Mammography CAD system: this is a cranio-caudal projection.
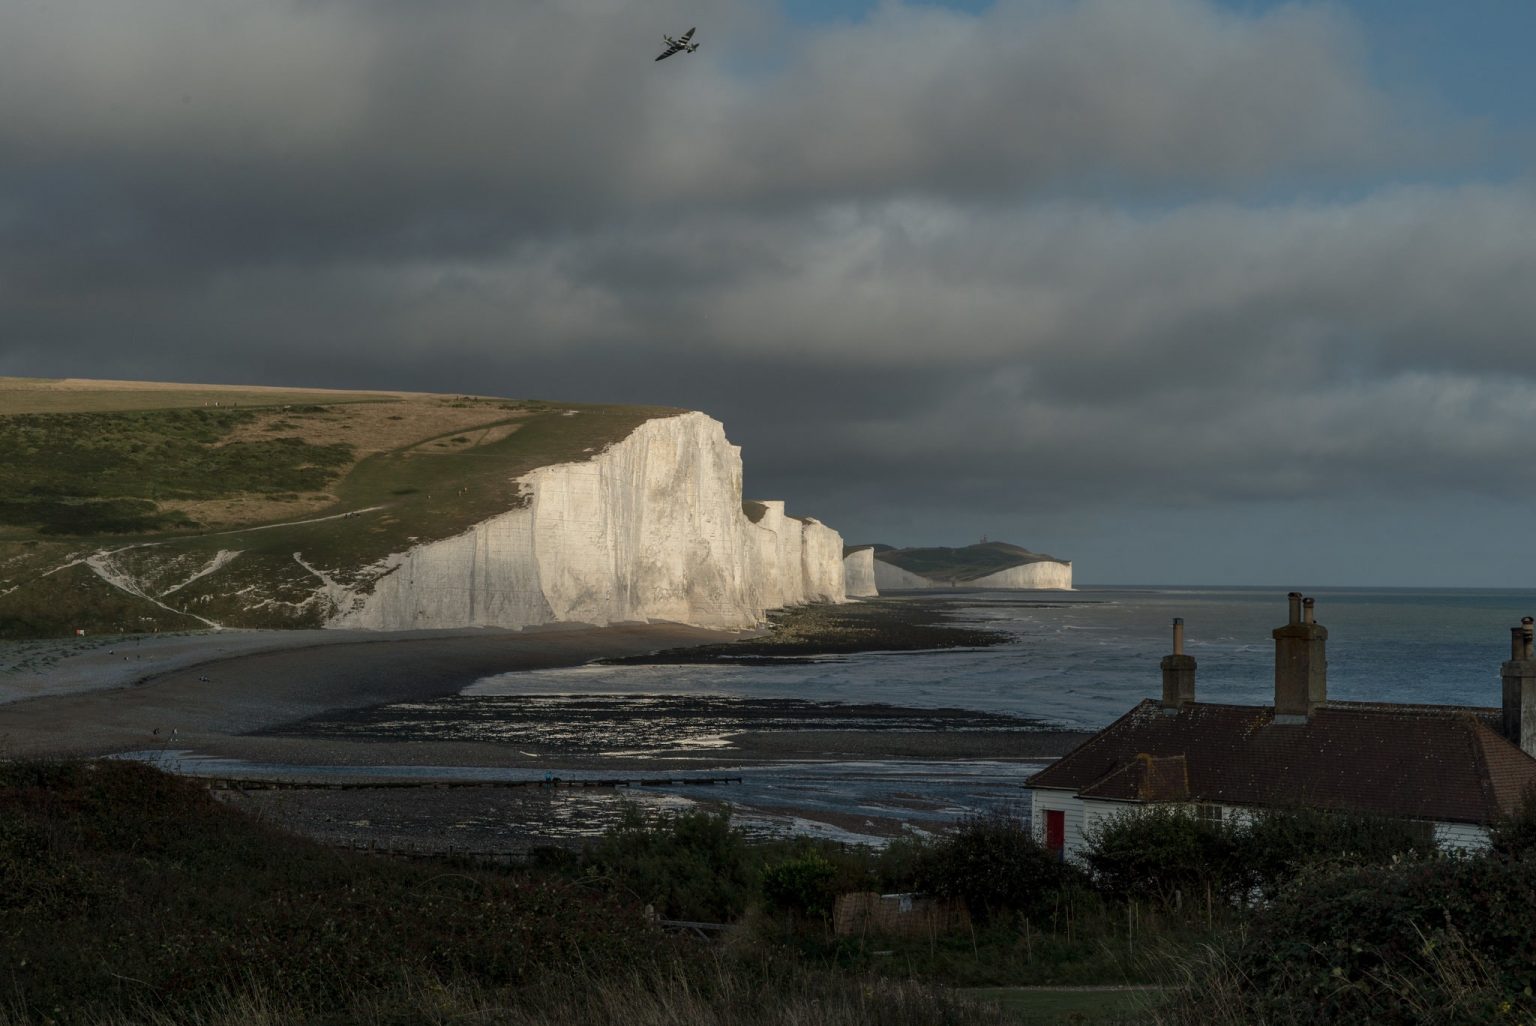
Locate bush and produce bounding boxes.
[915,814,1085,922]
[1083,806,1241,907]
[1490,783,1536,859]
[762,853,839,920]
[1239,807,1435,900]
[583,806,755,922]
[1165,853,1536,1026]
[1083,806,1435,909]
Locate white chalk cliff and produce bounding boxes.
[871,551,1073,591]
[874,559,940,591]
[842,547,879,597]
[968,562,1074,589]
[329,412,847,631]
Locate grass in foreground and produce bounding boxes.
[965,987,1163,1025]
[0,761,1008,1026]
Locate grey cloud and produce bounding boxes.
[1,0,1527,583]
[11,179,1536,518]
[656,0,1423,203]
[2,0,1421,233]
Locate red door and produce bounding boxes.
[1044,810,1065,854]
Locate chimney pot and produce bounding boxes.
[1303,597,1316,625]
[1274,593,1327,720]
[1502,617,1536,756]
[1160,617,1196,711]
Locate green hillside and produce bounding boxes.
[0,377,681,637]
[874,541,1065,584]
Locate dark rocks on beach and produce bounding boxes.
[603,597,1010,665]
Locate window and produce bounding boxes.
[1195,804,1223,824]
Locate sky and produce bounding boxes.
[3,0,1535,588]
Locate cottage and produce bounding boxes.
[1027,594,1536,860]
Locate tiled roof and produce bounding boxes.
[1027,699,1536,825]
[1078,753,1189,802]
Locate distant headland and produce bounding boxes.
[843,541,1072,592]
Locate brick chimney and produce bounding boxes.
[1273,593,1326,721]
[1501,616,1536,756]
[1160,617,1196,713]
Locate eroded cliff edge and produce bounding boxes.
[330,412,847,630]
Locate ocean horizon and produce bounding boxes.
[467,585,1536,731]
[131,585,1536,846]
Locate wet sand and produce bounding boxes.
[0,600,1091,849]
[0,622,748,759]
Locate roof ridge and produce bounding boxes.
[1468,718,1536,820]
[1465,717,1499,821]
[1324,700,1502,715]
[1025,698,1160,787]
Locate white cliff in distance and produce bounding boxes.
[330,412,847,631]
[867,541,1073,591]
[967,562,1074,589]
[873,559,941,592]
[842,546,879,598]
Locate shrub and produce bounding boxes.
[1490,783,1536,860]
[1238,807,1435,901]
[582,806,755,922]
[762,852,839,920]
[1165,853,1536,1026]
[1084,805,1435,910]
[1083,806,1242,908]
[915,814,1085,922]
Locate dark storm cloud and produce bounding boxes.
[2,0,1530,581]
[0,0,1414,258]
[653,0,1425,203]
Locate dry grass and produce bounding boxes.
[1,378,535,532]
[158,398,531,528]
[0,959,1011,1026]
[154,492,341,529]
[0,376,408,414]
[211,398,526,459]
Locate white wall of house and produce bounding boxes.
[1433,821,1491,852]
[1031,787,1491,860]
[1081,797,1137,848]
[1030,787,1087,859]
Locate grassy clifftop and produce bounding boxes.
[0,377,682,636]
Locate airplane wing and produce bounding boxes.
[655,43,682,60]
[680,27,695,41]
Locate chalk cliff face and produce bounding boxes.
[969,562,1074,589]
[871,553,1073,591]
[874,560,941,591]
[843,547,879,597]
[330,412,846,631]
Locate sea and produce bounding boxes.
[468,585,1536,729]
[140,586,1536,845]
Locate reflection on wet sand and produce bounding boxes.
[126,749,1050,849]
[255,693,1052,757]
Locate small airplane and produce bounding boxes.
[655,27,698,61]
